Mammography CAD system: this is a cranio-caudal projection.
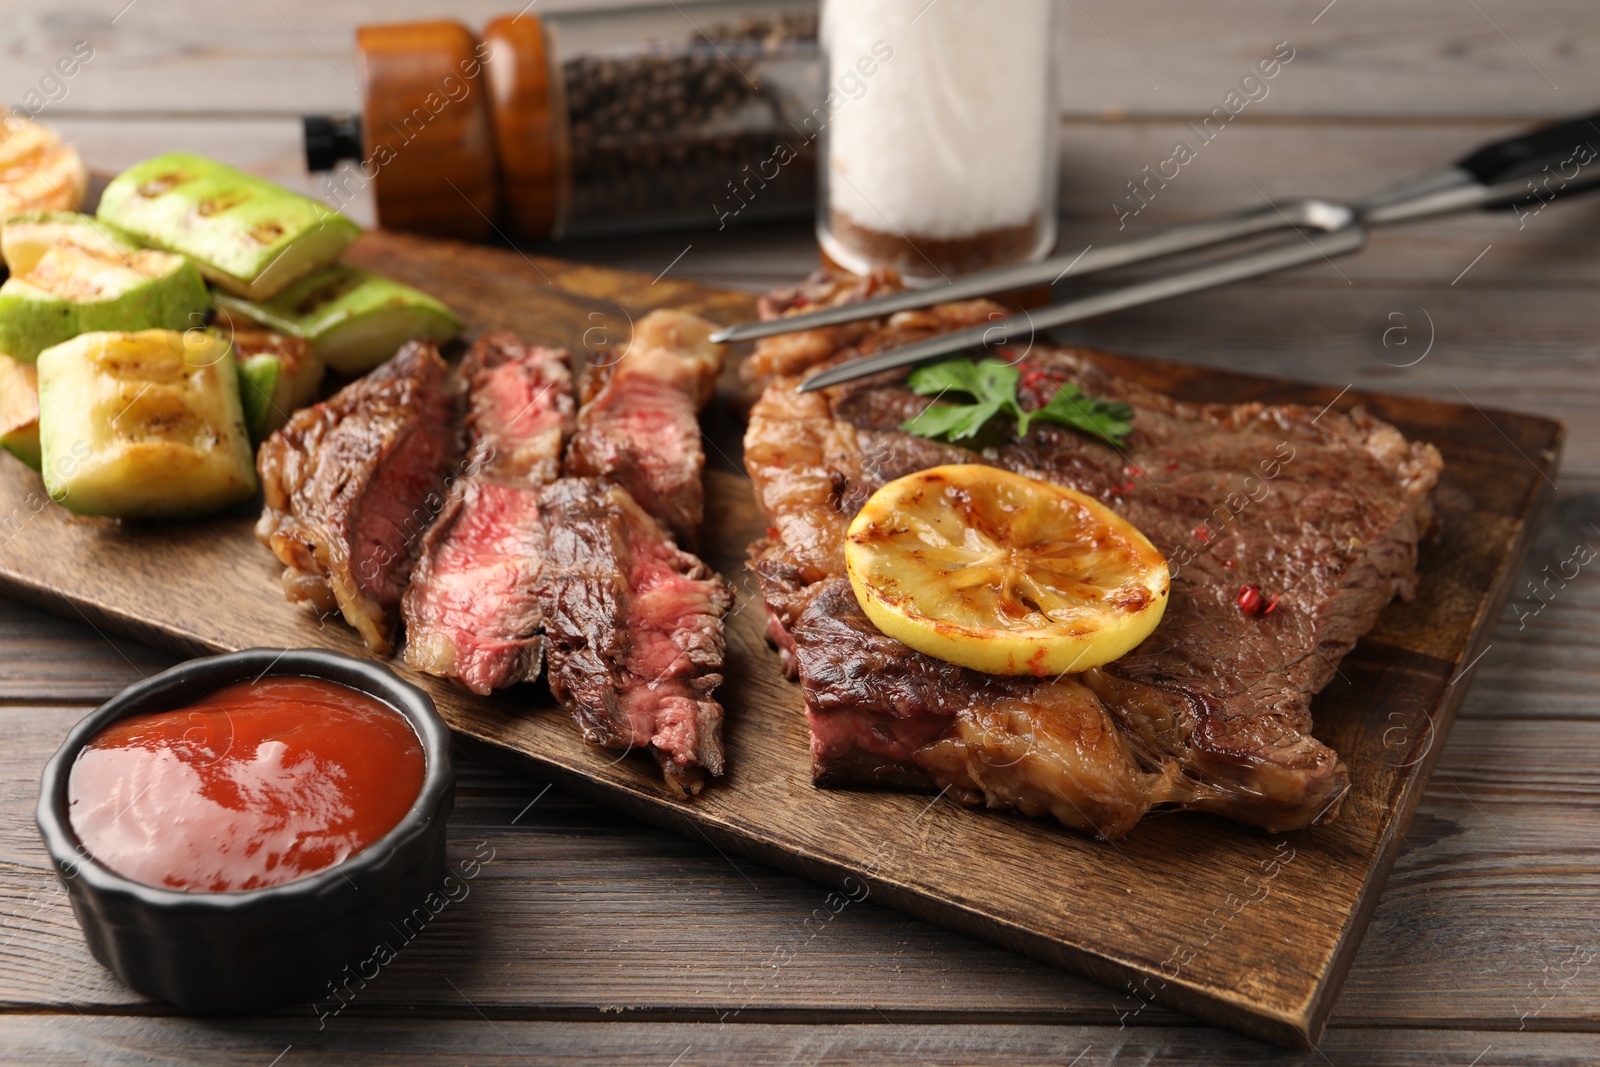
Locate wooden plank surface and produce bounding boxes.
[5,1016,1600,1067]
[0,227,1560,1047]
[4,703,1598,1033]
[3,0,1596,118]
[3,0,1598,1062]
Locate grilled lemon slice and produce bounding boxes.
[845,464,1170,676]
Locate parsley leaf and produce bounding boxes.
[900,358,1134,448]
[1017,381,1135,446]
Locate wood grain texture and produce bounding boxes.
[3,1016,1598,1067]
[5,4,1598,1057]
[5,0,1597,118]
[0,230,1560,1047]
[4,702,1597,1034]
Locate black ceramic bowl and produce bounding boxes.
[35,648,454,1013]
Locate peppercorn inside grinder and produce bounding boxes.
[309,4,820,241]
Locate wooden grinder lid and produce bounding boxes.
[355,20,502,239]
[481,15,559,239]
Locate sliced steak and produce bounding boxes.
[745,317,1442,836]
[402,333,576,692]
[564,309,724,546]
[402,480,547,695]
[536,477,732,795]
[257,341,461,655]
[462,331,575,486]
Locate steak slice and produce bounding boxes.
[746,324,1442,836]
[402,480,547,695]
[564,309,725,546]
[462,331,576,486]
[257,341,460,655]
[536,477,732,795]
[401,333,575,692]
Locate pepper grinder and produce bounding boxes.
[306,4,820,242]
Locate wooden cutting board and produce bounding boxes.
[0,230,1560,1049]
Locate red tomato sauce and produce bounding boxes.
[68,676,425,893]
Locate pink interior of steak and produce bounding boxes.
[466,334,575,486]
[618,511,732,773]
[403,481,546,695]
[536,477,732,794]
[566,349,707,545]
[400,333,577,693]
[350,418,457,610]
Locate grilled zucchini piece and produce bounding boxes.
[0,353,40,469]
[96,153,361,301]
[0,117,87,219]
[218,322,324,440]
[0,239,211,362]
[214,264,461,374]
[2,211,138,274]
[37,329,257,518]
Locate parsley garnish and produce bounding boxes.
[900,358,1134,448]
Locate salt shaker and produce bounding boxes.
[816,0,1060,283]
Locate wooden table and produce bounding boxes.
[4,2,1598,1063]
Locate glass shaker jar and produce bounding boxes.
[815,0,1060,284]
[536,1,820,238]
[314,4,822,241]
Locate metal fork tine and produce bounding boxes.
[709,201,1354,345]
[797,226,1367,392]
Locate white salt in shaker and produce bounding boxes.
[815,0,1059,284]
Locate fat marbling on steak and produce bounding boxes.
[536,477,732,795]
[565,309,726,546]
[744,278,1443,837]
[401,333,576,694]
[256,340,461,655]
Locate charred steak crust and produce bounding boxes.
[536,477,733,795]
[744,310,1442,836]
[256,340,462,655]
[401,333,576,693]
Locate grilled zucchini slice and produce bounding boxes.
[214,264,461,374]
[96,153,361,301]
[0,117,87,219]
[0,238,211,362]
[37,329,257,518]
[216,321,324,440]
[1,211,138,274]
[0,353,40,469]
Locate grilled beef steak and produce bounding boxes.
[565,309,725,546]
[536,477,732,795]
[257,340,460,655]
[745,293,1442,837]
[401,334,575,693]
